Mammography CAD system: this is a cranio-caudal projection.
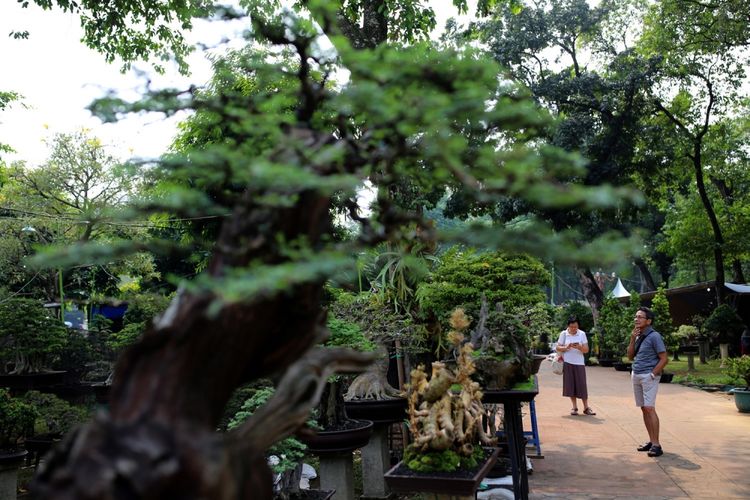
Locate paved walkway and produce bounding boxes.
[527,362,750,499]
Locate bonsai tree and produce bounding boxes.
[404,309,495,472]
[227,387,310,500]
[20,391,90,437]
[0,388,37,452]
[725,355,750,389]
[0,298,68,374]
[467,295,533,390]
[675,325,700,347]
[704,304,744,345]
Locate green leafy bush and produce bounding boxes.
[0,298,68,374]
[107,293,171,351]
[704,305,744,344]
[21,391,90,436]
[725,355,750,388]
[0,388,37,451]
[227,387,308,475]
[416,249,550,326]
[598,293,641,359]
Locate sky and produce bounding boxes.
[0,1,473,167]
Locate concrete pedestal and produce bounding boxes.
[687,352,696,372]
[320,453,355,500]
[361,425,390,499]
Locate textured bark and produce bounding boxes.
[634,258,656,292]
[30,127,373,499]
[577,267,604,323]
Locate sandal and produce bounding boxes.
[570,408,579,416]
[637,442,652,452]
[647,445,663,457]
[583,407,596,416]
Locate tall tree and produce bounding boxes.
[465,0,655,319]
[639,0,750,302]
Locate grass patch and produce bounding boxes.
[511,377,535,391]
[666,357,741,385]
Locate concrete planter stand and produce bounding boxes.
[299,420,373,500]
[0,450,27,500]
[345,398,407,499]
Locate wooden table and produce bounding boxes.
[482,376,539,500]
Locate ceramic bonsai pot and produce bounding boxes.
[598,359,614,367]
[659,373,674,383]
[298,419,373,455]
[344,398,407,425]
[530,354,546,375]
[732,388,750,413]
[384,447,500,497]
[613,362,632,372]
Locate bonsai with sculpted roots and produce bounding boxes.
[404,309,496,472]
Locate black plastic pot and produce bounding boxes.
[613,362,632,372]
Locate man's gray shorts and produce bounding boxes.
[632,372,660,407]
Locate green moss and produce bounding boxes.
[403,445,485,473]
[511,377,535,391]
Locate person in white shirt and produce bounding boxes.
[556,316,596,416]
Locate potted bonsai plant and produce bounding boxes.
[20,391,90,467]
[0,388,37,500]
[384,309,498,498]
[725,355,750,413]
[228,387,327,500]
[467,295,534,389]
[705,305,745,368]
[0,298,68,386]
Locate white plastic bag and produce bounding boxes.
[550,353,564,375]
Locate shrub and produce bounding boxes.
[0,298,68,374]
[21,391,90,436]
[704,305,744,345]
[0,388,37,451]
[725,355,750,388]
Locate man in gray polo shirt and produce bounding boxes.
[627,306,668,457]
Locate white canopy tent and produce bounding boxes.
[610,278,631,298]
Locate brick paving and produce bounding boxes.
[527,363,750,499]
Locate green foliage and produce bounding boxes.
[403,444,485,473]
[555,301,594,333]
[597,293,640,358]
[725,355,750,388]
[416,248,550,326]
[328,291,429,356]
[0,388,37,450]
[675,325,699,344]
[704,305,745,344]
[107,292,171,351]
[650,286,676,351]
[325,317,375,351]
[20,391,90,436]
[227,386,308,474]
[0,298,68,374]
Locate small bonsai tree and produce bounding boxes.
[704,305,744,345]
[404,309,496,472]
[0,298,68,374]
[725,355,750,389]
[675,325,699,347]
[0,388,37,452]
[228,387,310,499]
[20,391,90,437]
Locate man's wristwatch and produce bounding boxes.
[650,373,657,380]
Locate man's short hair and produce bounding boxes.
[637,306,655,322]
[567,315,579,325]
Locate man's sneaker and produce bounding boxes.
[637,442,652,452]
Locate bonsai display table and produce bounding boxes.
[483,376,539,500]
